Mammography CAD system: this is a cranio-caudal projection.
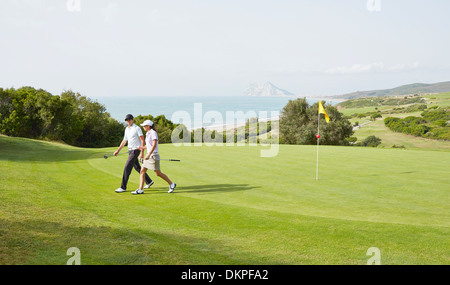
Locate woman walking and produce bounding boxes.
[132,120,176,195]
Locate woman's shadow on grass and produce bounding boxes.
[149,184,260,195]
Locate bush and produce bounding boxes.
[431,128,450,140]
[345,136,357,144]
[357,113,367,119]
[384,116,430,137]
[421,108,450,122]
[384,117,400,126]
[433,120,447,127]
[370,113,382,120]
[384,109,449,140]
[392,144,406,149]
[405,104,427,112]
[361,135,382,147]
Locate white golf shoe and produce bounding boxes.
[115,188,126,193]
[132,189,144,195]
[168,183,176,193]
[143,181,154,189]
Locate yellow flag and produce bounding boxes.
[318,101,330,123]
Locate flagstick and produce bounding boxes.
[316,113,320,181]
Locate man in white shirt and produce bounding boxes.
[114,114,153,193]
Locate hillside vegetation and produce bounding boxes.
[337,92,450,149]
[334,81,450,99]
[0,87,180,147]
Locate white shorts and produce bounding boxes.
[142,153,160,171]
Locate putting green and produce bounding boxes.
[0,135,449,264]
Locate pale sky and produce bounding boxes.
[1,0,450,97]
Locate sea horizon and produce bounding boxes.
[95,95,340,130]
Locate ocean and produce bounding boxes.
[96,96,338,130]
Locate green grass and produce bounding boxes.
[0,135,449,264]
[342,92,450,149]
[423,92,450,107]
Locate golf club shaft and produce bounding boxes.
[104,154,179,162]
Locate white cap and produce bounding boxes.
[140,120,154,127]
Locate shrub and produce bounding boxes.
[433,120,447,127]
[406,104,427,112]
[421,108,450,122]
[432,128,450,140]
[370,113,382,120]
[392,144,406,149]
[357,113,367,119]
[345,136,358,144]
[361,135,382,147]
[384,117,400,126]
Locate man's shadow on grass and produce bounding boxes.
[148,184,260,195]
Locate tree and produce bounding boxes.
[279,98,353,145]
[0,87,124,148]
[279,98,311,144]
[134,114,178,144]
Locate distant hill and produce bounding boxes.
[245,82,294,97]
[333,81,450,99]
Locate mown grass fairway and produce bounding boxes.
[0,135,449,264]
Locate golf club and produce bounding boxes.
[103,154,180,162]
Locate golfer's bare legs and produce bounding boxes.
[139,168,148,190]
[154,170,172,185]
